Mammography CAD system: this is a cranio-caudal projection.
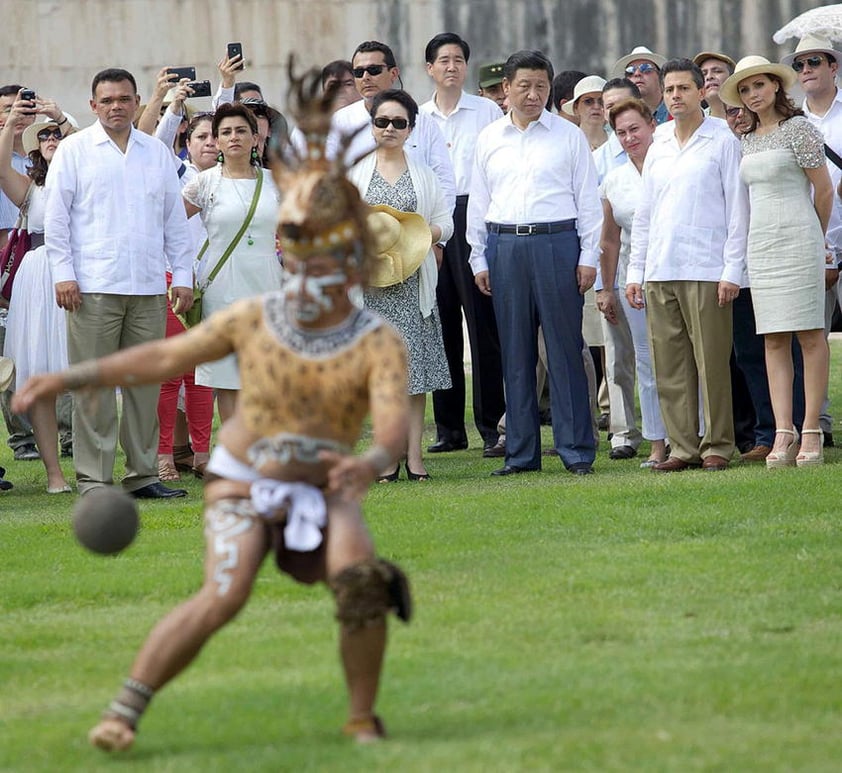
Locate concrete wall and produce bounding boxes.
[0,0,828,126]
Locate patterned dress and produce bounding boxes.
[740,116,826,334]
[362,169,451,395]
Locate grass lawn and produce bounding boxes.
[1,347,842,771]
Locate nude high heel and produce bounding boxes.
[766,428,799,469]
[796,429,824,467]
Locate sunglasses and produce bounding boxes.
[625,62,658,75]
[37,128,63,142]
[373,116,408,129]
[353,64,387,78]
[792,55,826,72]
[725,107,742,117]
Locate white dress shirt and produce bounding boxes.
[466,109,603,274]
[420,91,503,195]
[627,116,748,287]
[802,88,842,256]
[327,98,456,213]
[45,120,194,293]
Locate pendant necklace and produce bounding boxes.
[226,166,257,245]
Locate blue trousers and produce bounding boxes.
[487,228,595,469]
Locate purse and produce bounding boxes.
[0,184,35,303]
[176,168,264,328]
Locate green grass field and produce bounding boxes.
[2,349,842,772]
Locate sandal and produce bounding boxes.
[157,457,181,482]
[192,460,208,479]
[796,428,824,467]
[766,428,799,469]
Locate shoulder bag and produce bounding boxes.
[0,183,35,303]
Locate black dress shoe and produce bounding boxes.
[491,465,536,476]
[608,445,637,460]
[568,462,593,475]
[130,482,188,499]
[483,439,506,458]
[427,438,468,453]
[0,466,12,491]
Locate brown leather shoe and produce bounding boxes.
[651,456,698,473]
[740,445,771,462]
[702,454,730,471]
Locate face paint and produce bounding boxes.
[282,269,348,322]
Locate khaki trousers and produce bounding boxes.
[645,281,734,463]
[67,293,167,494]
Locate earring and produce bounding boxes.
[250,146,259,164]
[217,150,224,163]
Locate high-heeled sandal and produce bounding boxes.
[376,466,400,483]
[157,456,181,481]
[796,429,824,467]
[405,463,431,481]
[766,428,799,469]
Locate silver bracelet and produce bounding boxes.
[63,360,101,390]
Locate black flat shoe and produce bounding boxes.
[0,466,12,491]
[491,465,536,477]
[568,462,594,475]
[608,445,636,460]
[405,463,431,481]
[426,438,468,453]
[376,466,400,483]
[130,482,188,499]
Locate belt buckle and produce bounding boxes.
[515,224,533,236]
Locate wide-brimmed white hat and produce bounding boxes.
[21,113,78,155]
[561,75,608,115]
[781,34,842,67]
[612,46,667,77]
[720,55,798,107]
[366,204,432,288]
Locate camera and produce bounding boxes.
[167,66,196,82]
[227,42,244,71]
[186,80,212,98]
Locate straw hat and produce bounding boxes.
[21,113,79,155]
[366,205,432,287]
[612,46,667,77]
[561,75,607,115]
[781,34,842,67]
[720,55,798,107]
[693,52,736,70]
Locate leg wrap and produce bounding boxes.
[103,678,155,730]
[330,558,413,631]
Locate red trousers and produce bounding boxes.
[157,290,214,454]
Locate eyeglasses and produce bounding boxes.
[37,128,62,142]
[792,55,826,72]
[373,116,408,129]
[353,64,387,78]
[625,63,658,75]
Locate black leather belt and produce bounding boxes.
[487,219,576,236]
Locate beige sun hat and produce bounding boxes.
[612,46,667,77]
[21,113,79,155]
[720,55,798,107]
[561,75,608,115]
[366,204,432,288]
[781,34,842,67]
[693,52,736,70]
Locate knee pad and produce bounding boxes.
[330,558,412,630]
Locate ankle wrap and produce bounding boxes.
[104,678,155,729]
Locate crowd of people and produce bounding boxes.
[1,27,842,748]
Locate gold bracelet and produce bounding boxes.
[62,360,101,390]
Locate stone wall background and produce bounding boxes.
[0,0,829,124]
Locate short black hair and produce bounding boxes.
[551,70,586,110]
[425,33,470,64]
[91,68,137,98]
[503,50,554,84]
[352,41,397,68]
[369,89,418,129]
[660,58,704,89]
[603,77,641,99]
[212,102,258,137]
[234,81,263,100]
[321,60,353,88]
[0,84,23,99]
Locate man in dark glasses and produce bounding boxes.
[611,46,669,124]
[781,34,842,449]
[327,40,455,213]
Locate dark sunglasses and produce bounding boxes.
[792,55,826,72]
[353,64,387,78]
[373,116,408,129]
[625,62,658,75]
[37,128,63,142]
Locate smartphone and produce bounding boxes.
[227,42,244,71]
[167,66,196,82]
[20,89,35,101]
[186,80,212,98]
